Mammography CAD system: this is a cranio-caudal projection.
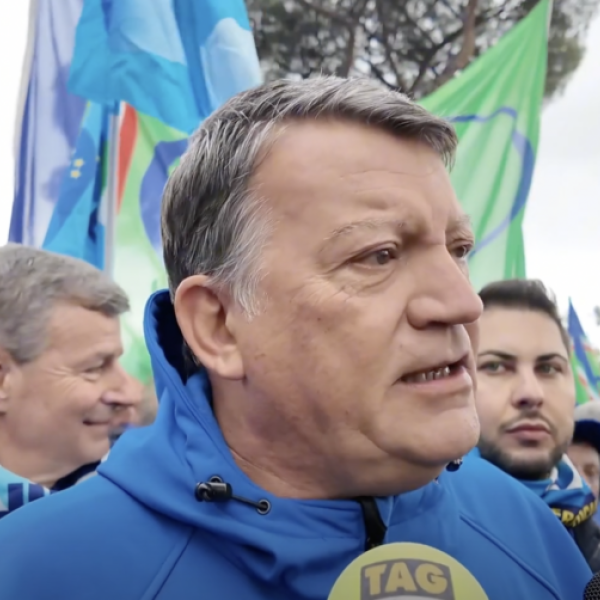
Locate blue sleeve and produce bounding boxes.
[522,492,592,599]
[0,492,151,600]
[0,505,68,599]
[450,456,593,599]
[0,480,187,600]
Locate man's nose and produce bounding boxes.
[102,366,144,409]
[406,247,483,329]
[511,368,545,409]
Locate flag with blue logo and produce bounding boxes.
[569,300,600,403]
[42,102,110,268]
[67,0,262,383]
[10,0,86,247]
[420,0,551,291]
[69,0,262,134]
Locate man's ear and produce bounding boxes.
[174,276,245,380]
[0,347,16,413]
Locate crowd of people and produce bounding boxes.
[0,76,598,599]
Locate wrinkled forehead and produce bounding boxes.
[45,303,123,356]
[251,119,466,237]
[478,308,567,359]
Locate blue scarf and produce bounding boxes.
[0,460,103,520]
[518,455,597,528]
[0,464,51,519]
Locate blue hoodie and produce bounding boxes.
[0,291,591,599]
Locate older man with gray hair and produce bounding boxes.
[0,244,138,518]
[0,78,591,599]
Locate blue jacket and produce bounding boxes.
[0,291,591,599]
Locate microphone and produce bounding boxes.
[327,542,490,600]
[585,572,600,600]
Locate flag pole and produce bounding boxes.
[12,0,39,163]
[104,105,121,279]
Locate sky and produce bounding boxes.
[0,2,598,344]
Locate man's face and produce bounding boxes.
[568,442,600,498]
[107,374,146,437]
[228,121,483,494]
[0,303,134,476]
[476,308,575,480]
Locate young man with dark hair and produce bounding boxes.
[475,279,600,571]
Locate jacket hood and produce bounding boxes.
[100,290,445,589]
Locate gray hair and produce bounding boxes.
[162,76,457,315]
[0,244,129,363]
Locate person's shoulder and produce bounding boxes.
[574,514,600,572]
[444,454,591,593]
[0,475,192,600]
[448,454,570,533]
[449,451,535,499]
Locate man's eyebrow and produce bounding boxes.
[477,350,569,363]
[447,213,473,235]
[325,218,406,243]
[536,353,569,363]
[78,349,123,366]
[323,213,472,246]
[478,351,516,361]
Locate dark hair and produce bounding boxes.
[478,279,569,351]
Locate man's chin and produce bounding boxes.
[479,442,558,480]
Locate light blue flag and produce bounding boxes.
[42,102,109,269]
[68,0,262,134]
[10,0,86,246]
[569,300,600,393]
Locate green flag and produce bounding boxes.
[571,345,600,405]
[115,110,188,384]
[420,0,551,291]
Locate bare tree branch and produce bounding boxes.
[438,0,463,19]
[295,0,354,27]
[251,0,600,101]
[339,0,369,77]
[408,4,504,94]
[374,0,407,89]
[435,0,479,88]
[339,27,357,77]
[366,60,398,91]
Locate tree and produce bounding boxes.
[247,0,600,101]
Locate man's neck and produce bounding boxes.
[214,395,438,499]
[0,441,72,489]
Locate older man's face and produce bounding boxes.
[230,120,482,494]
[0,304,137,481]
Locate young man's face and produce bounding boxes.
[475,308,575,480]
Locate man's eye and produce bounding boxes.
[453,244,473,260]
[85,365,104,374]
[85,359,110,375]
[358,248,399,266]
[478,361,506,374]
[537,363,560,375]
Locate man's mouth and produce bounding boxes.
[400,358,467,384]
[506,421,551,434]
[83,420,111,427]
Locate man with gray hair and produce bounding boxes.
[0,78,590,599]
[0,244,138,518]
